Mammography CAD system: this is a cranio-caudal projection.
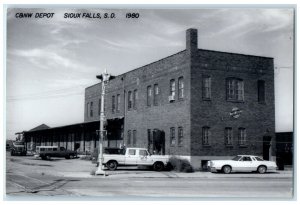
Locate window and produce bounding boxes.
[170,127,175,146]
[133,130,137,145]
[258,80,265,103]
[154,84,159,106]
[53,148,58,151]
[128,91,132,110]
[133,89,138,109]
[238,128,247,146]
[241,156,252,161]
[202,126,210,145]
[202,76,211,100]
[225,127,233,146]
[255,157,264,161]
[90,102,93,117]
[147,86,152,106]
[178,127,183,146]
[112,96,116,113]
[127,130,131,145]
[139,150,148,156]
[226,78,244,101]
[116,94,121,112]
[178,77,184,99]
[128,149,136,155]
[170,79,175,97]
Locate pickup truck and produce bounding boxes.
[103,147,169,171]
[10,141,27,156]
[34,146,77,160]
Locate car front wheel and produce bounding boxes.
[222,165,232,174]
[257,165,267,174]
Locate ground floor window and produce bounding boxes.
[238,128,247,146]
[225,127,233,146]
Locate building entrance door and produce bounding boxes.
[152,130,165,155]
[263,136,272,160]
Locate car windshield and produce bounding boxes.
[232,156,242,161]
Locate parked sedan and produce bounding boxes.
[208,155,277,174]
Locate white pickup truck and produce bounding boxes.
[102,147,169,171]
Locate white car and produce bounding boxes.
[208,155,277,174]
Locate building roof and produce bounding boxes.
[29,124,50,132]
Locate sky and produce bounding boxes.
[6,7,294,140]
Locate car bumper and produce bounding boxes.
[208,166,217,172]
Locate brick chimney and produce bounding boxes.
[186,28,198,55]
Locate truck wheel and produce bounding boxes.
[153,162,164,171]
[45,155,51,160]
[69,154,75,159]
[106,161,118,171]
[10,150,15,156]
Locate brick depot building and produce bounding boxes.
[23,28,276,168]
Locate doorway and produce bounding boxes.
[263,136,272,160]
[148,129,165,155]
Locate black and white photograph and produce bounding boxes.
[4,4,295,201]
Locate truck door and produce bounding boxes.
[125,149,138,165]
[138,149,153,165]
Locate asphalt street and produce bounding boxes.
[5,153,294,199]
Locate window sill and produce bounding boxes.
[202,144,211,147]
[226,100,244,103]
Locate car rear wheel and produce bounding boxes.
[106,161,118,171]
[257,165,267,174]
[45,155,51,160]
[153,162,164,171]
[222,165,232,174]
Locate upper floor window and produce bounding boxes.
[147,86,152,106]
[202,126,210,146]
[258,80,265,103]
[116,94,121,112]
[170,127,175,146]
[226,78,244,102]
[202,76,211,100]
[90,101,93,117]
[133,89,138,109]
[224,127,233,146]
[178,127,183,146]
[178,77,184,100]
[112,96,116,113]
[238,128,247,146]
[170,79,175,97]
[87,102,90,117]
[154,84,159,106]
[128,91,132,110]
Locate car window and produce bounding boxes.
[40,148,45,151]
[128,149,136,155]
[241,156,252,161]
[255,157,264,161]
[232,156,242,161]
[60,147,65,151]
[53,148,58,151]
[139,150,148,156]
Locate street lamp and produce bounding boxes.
[95,69,115,175]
